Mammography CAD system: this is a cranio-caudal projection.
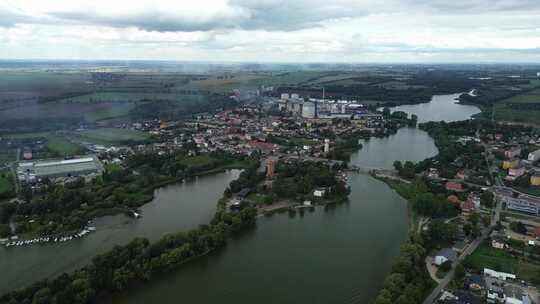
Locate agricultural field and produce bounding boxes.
[82,103,135,122]
[59,92,206,103]
[75,128,151,144]
[0,72,90,95]
[500,88,540,104]
[493,103,540,125]
[181,71,329,93]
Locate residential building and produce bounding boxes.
[484,268,516,281]
[461,200,477,216]
[503,159,520,170]
[502,195,540,215]
[313,188,326,197]
[528,149,540,162]
[505,147,522,159]
[531,173,540,186]
[446,181,464,192]
[507,167,526,181]
[266,157,277,179]
[466,274,485,290]
[434,248,457,266]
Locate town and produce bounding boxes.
[1,73,540,304]
[2,89,540,304]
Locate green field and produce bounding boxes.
[46,135,84,156]
[0,72,89,93]
[523,187,540,197]
[0,149,17,164]
[0,172,14,196]
[493,103,540,125]
[465,242,540,284]
[83,102,135,122]
[3,132,84,157]
[76,128,150,144]
[501,89,540,104]
[181,71,328,93]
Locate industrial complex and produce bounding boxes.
[17,155,102,184]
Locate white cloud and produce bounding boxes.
[0,0,539,62]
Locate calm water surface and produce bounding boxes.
[0,170,241,294]
[389,93,481,123]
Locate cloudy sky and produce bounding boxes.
[0,0,539,63]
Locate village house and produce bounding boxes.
[461,200,477,216]
[503,158,520,170]
[434,248,457,266]
[507,166,526,181]
[504,147,522,159]
[531,172,540,186]
[446,181,464,192]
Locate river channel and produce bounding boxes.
[0,170,241,294]
[108,93,478,304]
[2,93,479,303]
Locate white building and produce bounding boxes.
[434,248,457,266]
[324,139,330,154]
[528,149,540,162]
[484,268,516,281]
[313,188,326,197]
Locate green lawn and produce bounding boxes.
[465,242,540,284]
[501,211,540,224]
[523,187,540,197]
[180,155,215,167]
[105,163,123,173]
[77,128,150,144]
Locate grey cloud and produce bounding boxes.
[7,0,540,33]
[48,0,372,32]
[0,6,27,27]
[405,0,540,13]
[50,11,237,32]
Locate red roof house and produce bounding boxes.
[446,181,464,192]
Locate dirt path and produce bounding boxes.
[425,256,441,284]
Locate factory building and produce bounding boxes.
[302,102,316,118]
[17,156,102,183]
